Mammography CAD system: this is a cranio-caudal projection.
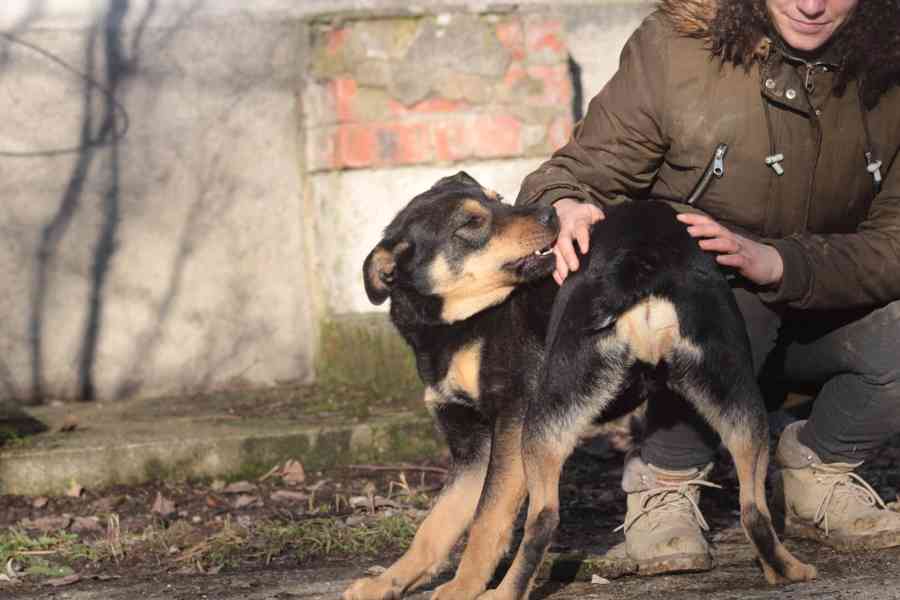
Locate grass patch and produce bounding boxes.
[260,514,417,563]
[0,528,95,575]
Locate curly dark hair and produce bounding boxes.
[705,0,900,108]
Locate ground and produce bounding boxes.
[2,419,899,600]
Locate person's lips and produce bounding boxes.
[787,15,830,34]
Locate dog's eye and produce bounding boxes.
[462,214,485,229]
[455,213,490,243]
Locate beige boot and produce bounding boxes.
[774,420,900,551]
[617,452,718,575]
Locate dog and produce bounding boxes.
[344,171,816,600]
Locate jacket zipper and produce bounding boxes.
[686,143,729,205]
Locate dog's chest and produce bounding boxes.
[425,340,483,411]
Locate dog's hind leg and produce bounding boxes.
[483,358,632,600]
[343,401,491,600]
[431,414,528,600]
[668,341,817,584]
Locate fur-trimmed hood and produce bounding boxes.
[658,0,900,107]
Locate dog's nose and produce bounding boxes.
[537,206,558,228]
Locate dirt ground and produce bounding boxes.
[2,425,899,600]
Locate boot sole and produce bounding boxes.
[635,553,714,576]
[784,516,900,551]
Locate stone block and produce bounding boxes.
[524,17,567,64]
[495,19,526,61]
[526,64,573,106]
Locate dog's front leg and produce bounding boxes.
[431,416,527,600]
[343,402,491,600]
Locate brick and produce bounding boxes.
[336,124,379,168]
[547,115,574,150]
[495,20,526,61]
[327,27,349,55]
[526,64,572,106]
[376,121,433,165]
[433,117,474,163]
[333,78,358,123]
[388,97,469,117]
[525,19,566,60]
[473,114,523,158]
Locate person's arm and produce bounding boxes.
[515,14,670,210]
[516,14,671,282]
[758,149,900,310]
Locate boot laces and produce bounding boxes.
[811,464,887,536]
[615,477,721,533]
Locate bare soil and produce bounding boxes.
[2,426,899,600]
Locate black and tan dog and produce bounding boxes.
[344,172,816,600]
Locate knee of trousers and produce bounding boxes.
[851,300,900,389]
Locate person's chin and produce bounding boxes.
[781,30,830,52]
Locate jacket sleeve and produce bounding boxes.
[515,14,670,208]
[761,148,900,309]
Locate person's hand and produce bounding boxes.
[676,213,784,287]
[552,198,605,285]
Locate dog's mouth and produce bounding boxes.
[504,238,558,279]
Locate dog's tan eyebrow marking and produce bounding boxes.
[460,199,491,219]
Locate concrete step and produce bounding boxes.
[1,392,437,496]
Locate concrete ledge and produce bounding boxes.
[1,398,438,496]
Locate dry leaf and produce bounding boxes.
[151,492,176,518]
[19,516,72,532]
[233,495,259,509]
[31,496,49,509]
[71,516,102,533]
[59,415,79,433]
[47,574,81,587]
[90,495,125,513]
[65,480,84,498]
[270,490,308,503]
[280,459,306,485]
[222,481,256,494]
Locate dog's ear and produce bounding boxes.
[432,171,481,190]
[362,240,410,305]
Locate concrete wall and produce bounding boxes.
[0,0,652,404]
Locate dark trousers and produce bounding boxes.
[642,287,900,469]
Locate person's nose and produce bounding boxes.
[797,0,827,19]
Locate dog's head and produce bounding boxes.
[363,171,559,323]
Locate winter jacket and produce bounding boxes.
[516,3,900,310]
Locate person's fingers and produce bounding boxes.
[587,204,605,223]
[698,237,741,254]
[557,235,580,272]
[553,247,569,283]
[716,253,746,268]
[574,224,590,255]
[676,212,714,226]
[686,223,727,239]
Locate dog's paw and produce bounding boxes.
[431,579,483,600]
[343,576,403,600]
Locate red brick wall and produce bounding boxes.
[302,13,574,172]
